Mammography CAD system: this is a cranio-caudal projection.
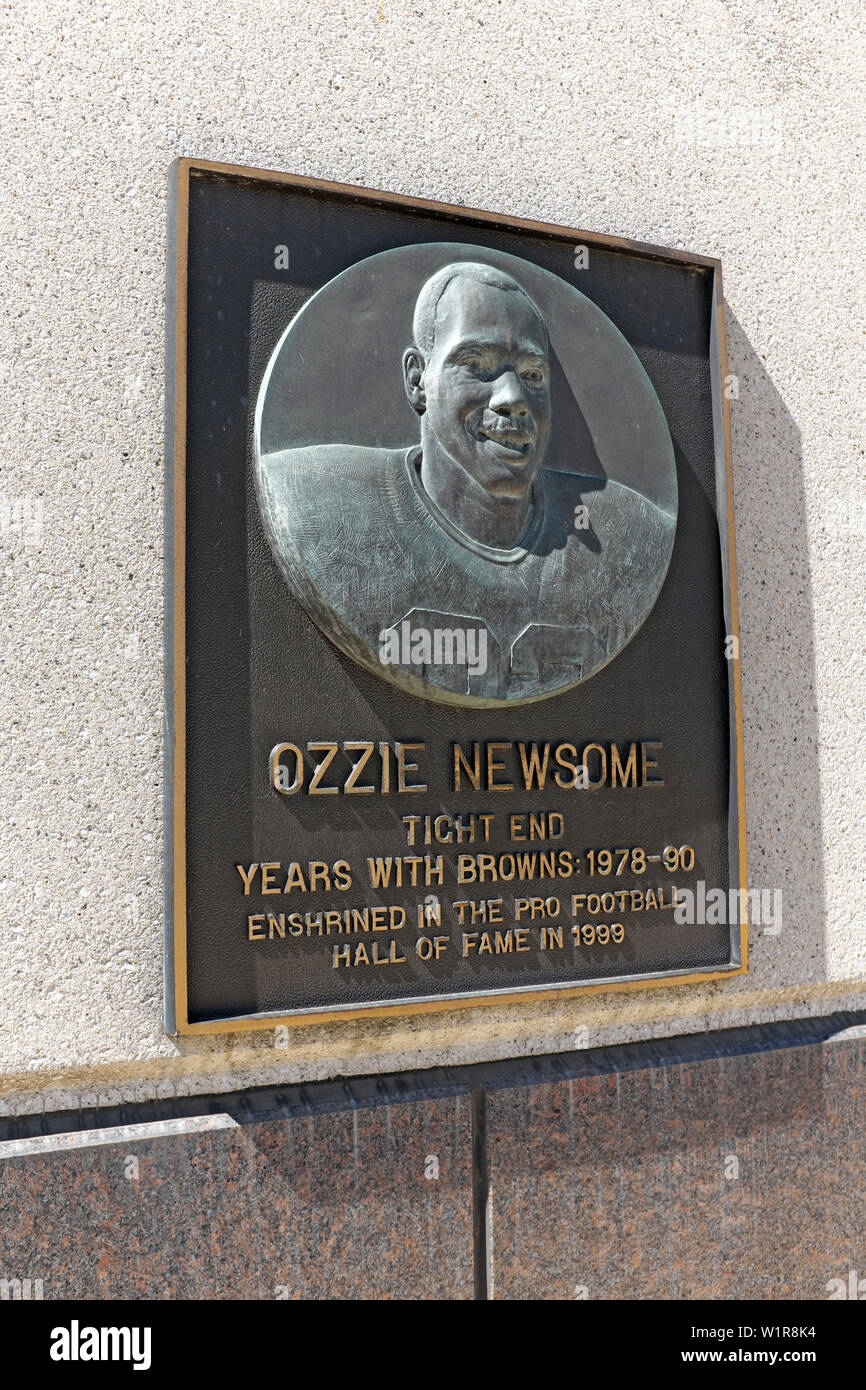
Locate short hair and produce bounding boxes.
[411,262,546,356]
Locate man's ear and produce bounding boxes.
[403,347,427,414]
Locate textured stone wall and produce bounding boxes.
[1,0,864,1114]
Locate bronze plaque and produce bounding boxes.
[164,158,747,1033]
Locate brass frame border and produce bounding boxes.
[166,157,748,1035]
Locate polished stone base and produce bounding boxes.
[0,1089,473,1300]
[1,1015,864,1300]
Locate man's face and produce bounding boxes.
[420,279,551,499]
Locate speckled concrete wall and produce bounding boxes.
[1,0,864,1116]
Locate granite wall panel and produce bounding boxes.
[1,1028,863,1301]
[0,1094,473,1300]
[486,1036,866,1300]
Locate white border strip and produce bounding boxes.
[0,1113,239,1160]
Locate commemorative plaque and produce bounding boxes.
[165,158,747,1033]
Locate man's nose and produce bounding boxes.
[488,370,529,417]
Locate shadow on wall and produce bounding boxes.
[723,306,825,988]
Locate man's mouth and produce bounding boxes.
[475,426,534,460]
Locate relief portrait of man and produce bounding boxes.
[254,246,678,706]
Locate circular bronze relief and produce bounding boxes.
[255,243,677,707]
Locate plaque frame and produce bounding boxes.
[165,157,748,1035]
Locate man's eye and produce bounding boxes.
[522,368,544,384]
